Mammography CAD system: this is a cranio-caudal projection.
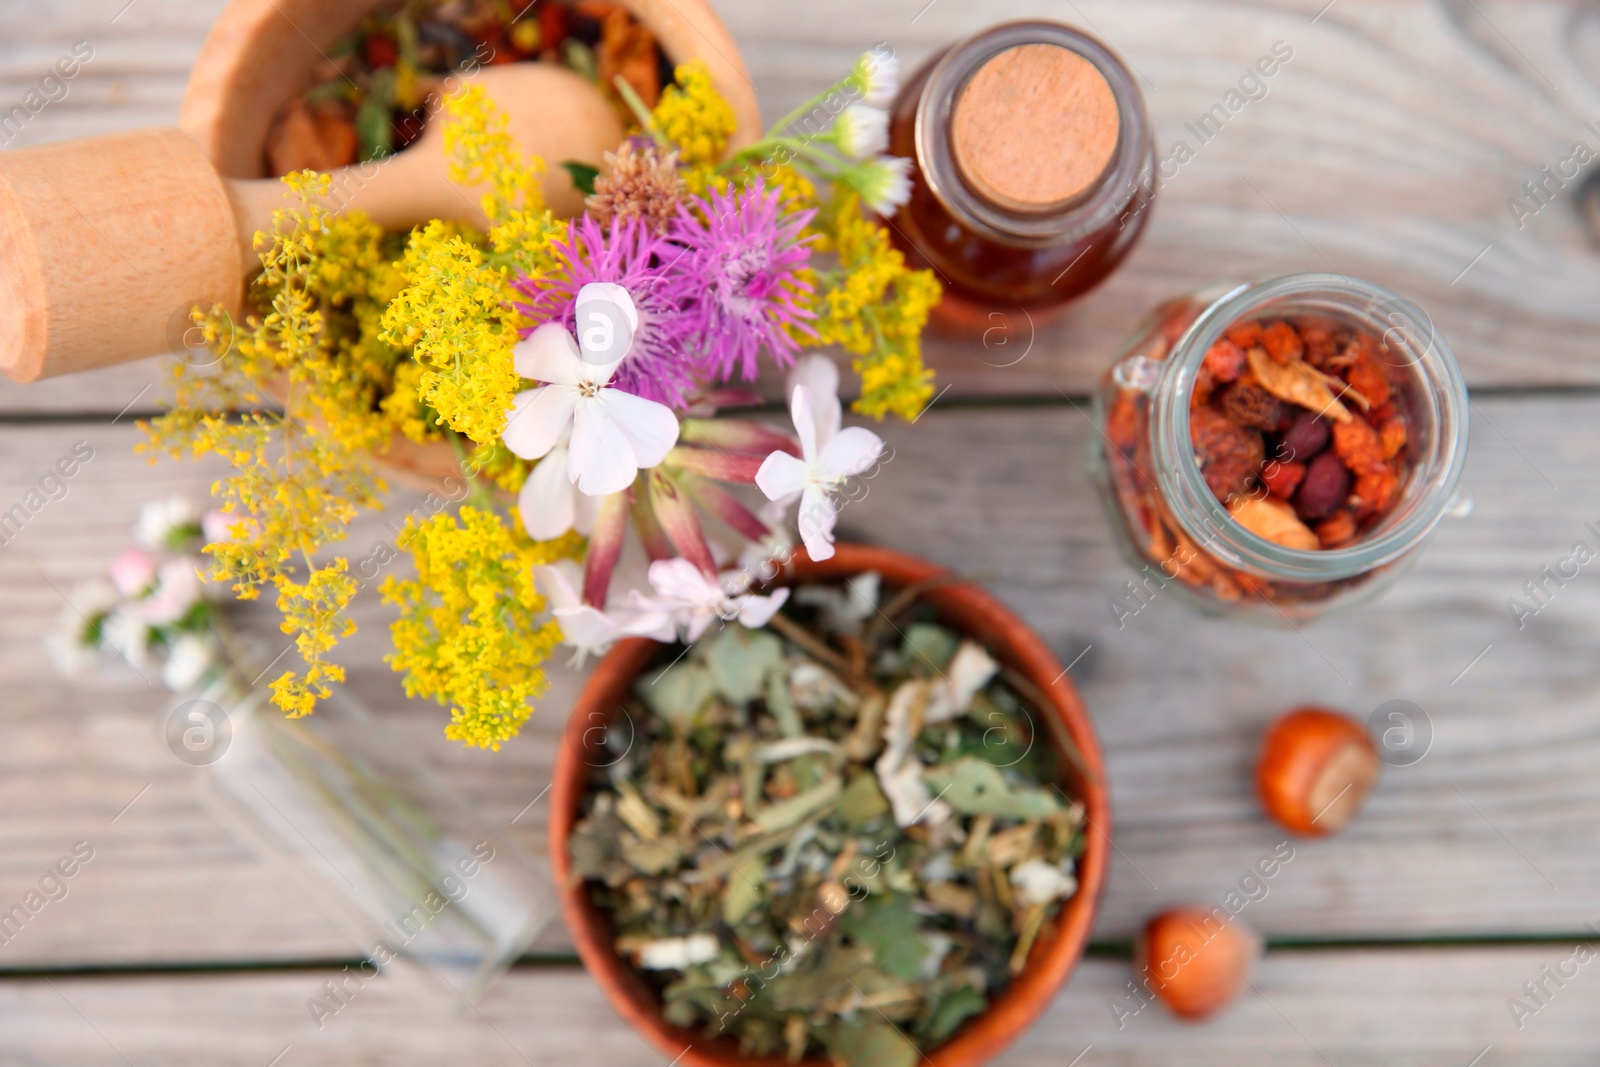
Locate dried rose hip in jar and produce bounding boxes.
[1090,274,1469,619]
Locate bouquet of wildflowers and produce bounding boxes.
[50,498,233,692]
[143,48,941,750]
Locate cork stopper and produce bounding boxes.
[950,43,1120,213]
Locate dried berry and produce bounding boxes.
[1379,416,1407,460]
[1296,451,1351,520]
[1315,510,1358,548]
[363,33,398,69]
[1261,320,1304,364]
[1260,459,1306,500]
[1107,393,1142,454]
[1332,414,1386,475]
[1203,339,1247,384]
[1351,467,1399,518]
[1225,321,1263,349]
[1219,381,1287,432]
[1191,407,1263,501]
[1297,316,1341,365]
[1280,410,1330,461]
[1345,352,1392,409]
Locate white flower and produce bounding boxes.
[756,356,884,563]
[535,561,675,667]
[47,581,120,674]
[1010,858,1078,906]
[518,428,602,541]
[852,46,900,108]
[135,496,201,550]
[161,634,215,691]
[643,558,790,644]
[135,558,205,626]
[109,548,156,597]
[638,933,719,970]
[852,155,913,217]
[835,103,889,160]
[503,283,679,497]
[101,609,151,670]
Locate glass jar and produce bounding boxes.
[1090,273,1469,620]
[886,20,1155,333]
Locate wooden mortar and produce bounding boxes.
[0,0,759,390]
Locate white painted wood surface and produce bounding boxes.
[2,0,1599,1060]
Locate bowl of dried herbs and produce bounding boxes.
[551,544,1108,1067]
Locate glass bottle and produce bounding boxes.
[1090,273,1470,620]
[886,20,1156,333]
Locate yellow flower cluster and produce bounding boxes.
[141,173,384,717]
[806,195,940,420]
[381,221,522,445]
[381,508,578,750]
[653,60,736,169]
[443,83,545,226]
[270,561,360,717]
[380,87,570,446]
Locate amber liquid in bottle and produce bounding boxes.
[884,22,1156,334]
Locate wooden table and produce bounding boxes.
[3,0,1599,1062]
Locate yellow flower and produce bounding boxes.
[443,83,545,225]
[381,221,521,445]
[381,508,579,749]
[651,60,736,167]
[805,195,939,420]
[140,172,385,717]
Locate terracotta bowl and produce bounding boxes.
[549,543,1110,1067]
[174,0,762,489]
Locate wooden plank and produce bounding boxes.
[0,395,1596,967]
[3,0,1600,414]
[7,948,1600,1064]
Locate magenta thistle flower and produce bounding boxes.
[668,179,816,383]
[513,215,699,406]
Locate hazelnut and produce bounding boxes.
[1256,707,1380,836]
[1136,907,1261,1020]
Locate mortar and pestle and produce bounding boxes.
[0,0,759,400]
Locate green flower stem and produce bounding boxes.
[727,136,845,176]
[764,77,854,139]
[613,76,664,146]
[446,430,499,512]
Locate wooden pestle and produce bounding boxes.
[0,64,624,383]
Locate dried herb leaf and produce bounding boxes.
[637,662,717,727]
[841,894,927,981]
[721,849,767,924]
[921,984,988,1044]
[750,775,842,834]
[925,757,1063,820]
[902,622,960,673]
[705,626,784,705]
[825,1020,921,1067]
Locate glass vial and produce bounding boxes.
[886,20,1156,333]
